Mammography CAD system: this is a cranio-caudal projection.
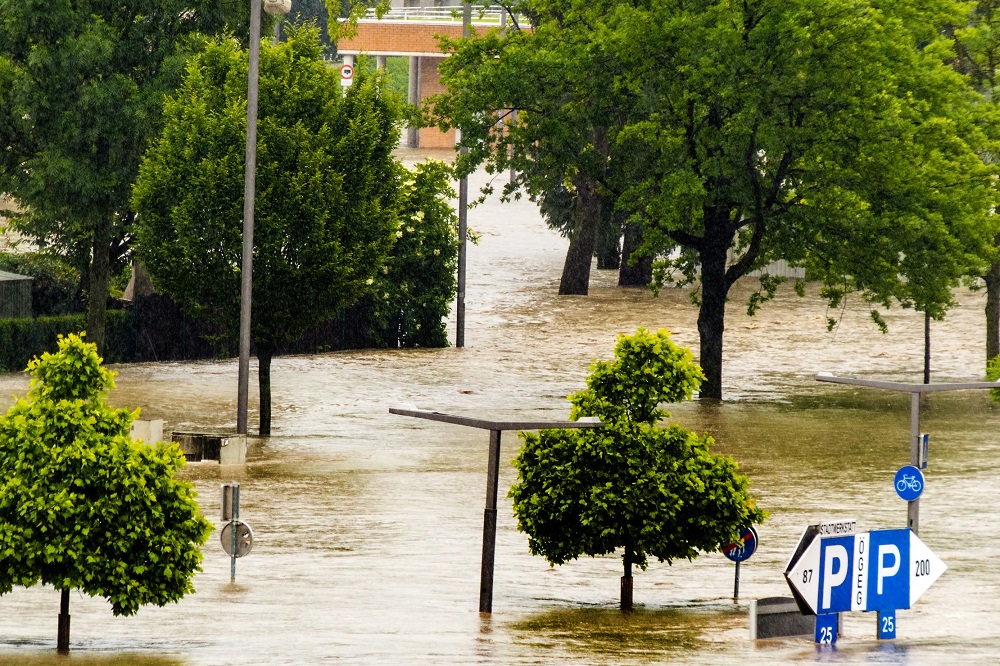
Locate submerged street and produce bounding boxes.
[0,158,996,664]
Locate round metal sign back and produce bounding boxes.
[221,520,254,558]
[723,526,758,563]
[894,465,924,501]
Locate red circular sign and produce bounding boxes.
[339,64,354,80]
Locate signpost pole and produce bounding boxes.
[909,391,920,534]
[230,483,240,583]
[733,560,741,602]
[479,429,502,613]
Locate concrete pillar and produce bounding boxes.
[343,54,355,66]
[376,55,387,70]
[407,55,421,148]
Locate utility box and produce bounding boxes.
[0,270,31,318]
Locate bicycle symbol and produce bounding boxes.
[896,474,922,493]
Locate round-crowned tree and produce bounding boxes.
[0,334,212,651]
[510,328,766,610]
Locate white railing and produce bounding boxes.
[361,5,513,24]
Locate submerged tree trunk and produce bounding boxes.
[595,207,621,270]
[621,548,634,612]
[86,219,112,356]
[558,172,602,295]
[57,588,70,653]
[698,234,729,400]
[986,259,1000,362]
[619,222,653,287]
[258,345,274,436]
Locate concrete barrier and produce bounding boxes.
[171,431,246,465]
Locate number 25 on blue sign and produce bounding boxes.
[878,610,896,639]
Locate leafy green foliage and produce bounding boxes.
[0,334,211,616]
[510,329,765,576]
[0,311,136,373]
[432,0,1000,398]
[0,0,255,352]
[134,25,400,353]
[370,160,459,347]
[132,25,402,433]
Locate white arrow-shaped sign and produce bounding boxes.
[909,530,946,607]
[784,526,946,615]
[785,530,822,613]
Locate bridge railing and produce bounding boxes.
[361,5,514,24]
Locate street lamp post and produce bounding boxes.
[238,0,291,436]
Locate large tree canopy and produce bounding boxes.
[0,0,257,353]
[433,0,999,399]
[133,26,402,434]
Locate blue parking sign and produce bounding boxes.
[818,536,854,614]
[867,529,910,611]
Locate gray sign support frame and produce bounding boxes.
[389,407,603,613]
[815,374,999,534]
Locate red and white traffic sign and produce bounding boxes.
[339,64,354,81]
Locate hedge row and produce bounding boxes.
[0,310,136,373]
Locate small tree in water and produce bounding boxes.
[0,334,212,651]
[510,328,765,610]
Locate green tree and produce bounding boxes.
[0,334,212,651]
[433,0,999,399]
[369,159,460,348]
[132,26,401,435]
[0,0,258,355]
[510,329,766,611]
[953,1,1000,362]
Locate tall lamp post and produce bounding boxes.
[238,0,292,436]
[455,1,471,348]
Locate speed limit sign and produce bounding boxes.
[339,64,354,81]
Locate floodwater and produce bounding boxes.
[0,152,998,664]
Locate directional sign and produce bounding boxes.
[723,526,758,563]
[784,528,945,615]
[894,465,924,501]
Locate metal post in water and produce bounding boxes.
[231,483,241,582]
[479,429,501,612]
[237,0,263,436]
[909,392,920,534]
[456,1,471,349]
[733,561,741,602]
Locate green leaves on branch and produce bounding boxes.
[510,329,765,574]
[0,334,211,616]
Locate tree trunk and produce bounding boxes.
[57,588,70,653]
[558,172,601,295]
[698,236,729,400]
[986,260,1000,362]
[86,219,112,356]
[619,222,653,287]
[258,345,274,436]
[620,548,634,612]
[595,207,621,270]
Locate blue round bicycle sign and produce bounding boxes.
[894,465,924,501]
[723,526,758,563]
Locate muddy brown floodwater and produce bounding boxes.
[0,153,998,664]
